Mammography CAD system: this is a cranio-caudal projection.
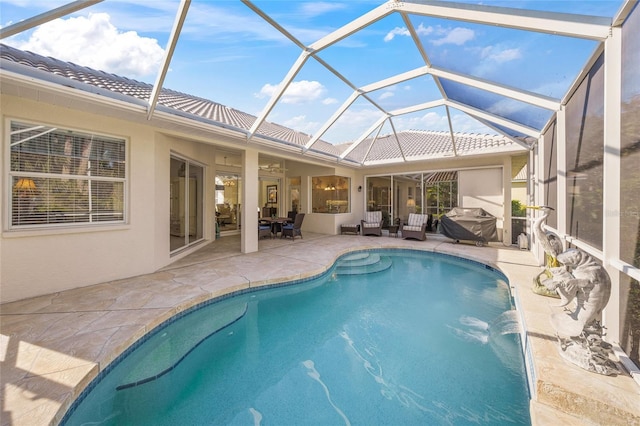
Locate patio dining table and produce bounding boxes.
[260,217,292,237]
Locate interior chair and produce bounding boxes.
[216,203,232,226]
[361,210,383,236]
[258,220,272,239]
[281,213,305,240]
[402,213,428,241]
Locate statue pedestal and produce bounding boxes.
[540,248,621,376]
[556,321,620,376]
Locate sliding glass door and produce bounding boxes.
[170,156,204,252]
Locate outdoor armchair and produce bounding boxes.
[402,213,428,241]
[361,211,383,236]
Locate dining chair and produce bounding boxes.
[281,213,305,240]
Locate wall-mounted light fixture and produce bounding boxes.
[358,185,362,192]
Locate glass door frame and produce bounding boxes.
[170,154,205,254]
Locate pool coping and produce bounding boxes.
[1,234,638,425]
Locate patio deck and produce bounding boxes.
[1,233,638,425]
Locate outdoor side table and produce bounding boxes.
[341,224,360,235]
[387,225,399,237]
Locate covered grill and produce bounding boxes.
[439,207,498,246]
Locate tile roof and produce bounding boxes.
[1,44,527,165]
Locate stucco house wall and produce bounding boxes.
[459,168,504,216]
[1,93,522,303]
[0,94,367,302]
[0,95,222,302]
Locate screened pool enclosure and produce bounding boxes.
[1,0,639,406]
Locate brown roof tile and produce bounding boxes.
[1,44,527,165]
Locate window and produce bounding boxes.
[311,175,350,214]
[9,121,126,228]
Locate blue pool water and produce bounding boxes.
[64,250,531,425]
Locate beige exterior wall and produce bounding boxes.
[0,96,221,302]
[459,167,504,218]
[512,181,527,205]
[0,94,521,302]
[0,95,366,302]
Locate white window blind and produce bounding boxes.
[9,121,126,228]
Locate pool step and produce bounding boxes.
[336,253,392,275]
[116,302,247,391]
[338,253,381,267]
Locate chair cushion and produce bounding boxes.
[259,225,270,230]
[364,211,381,223]
[403,225,423,231]
[407,213,424,227]
[363,222,379,228]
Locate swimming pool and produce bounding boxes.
[63,249,531,425]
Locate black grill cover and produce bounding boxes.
[439,207,498,243]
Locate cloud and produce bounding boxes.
[322,97,339,105]
[384,26,410,42]
[323,108,385,142]
[473,45,524,77]
[415,23,435,37]
[257,80,327,104]
[450,113,498,134]
[379,91,394,100]
[390,109,498,135]
[385,24,474,47]
[481,46,522,63]
[431,27,475,46]
[384,23,433,42]
[487,98,526,117]
[340,108,384,126]
[393,111,450,132]
[8,13,164,79]
[283,115,320,135]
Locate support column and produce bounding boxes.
[555,106,567,240]
[531,137,544,264]
[503,158,512,245]
[602,26,622,343]
[242,148,259,254]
